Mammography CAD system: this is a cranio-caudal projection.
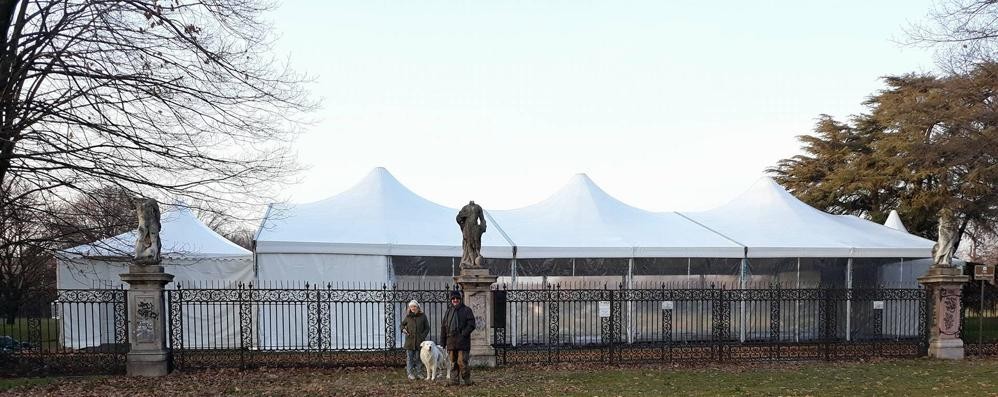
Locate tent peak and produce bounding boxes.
[365,166,395,180]
[884,209,909,233]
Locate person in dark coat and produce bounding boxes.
[440,289,476,385]
[401,299,430,380]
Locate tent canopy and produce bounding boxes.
[489,174,744,258]
[256,169,934,260]
[255,167,513,257]
[684,177,934,258]
[62,205,250,260]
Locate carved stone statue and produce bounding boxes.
[134,198,162,266]
[456,200,487,269]
[932,208,956,267]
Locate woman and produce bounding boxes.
[401,299,430,380]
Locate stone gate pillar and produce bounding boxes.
[454,267,498,367]
[120,265,174,376]
[918,265,969,359]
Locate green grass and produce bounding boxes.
[0,318,60,351]
[963,317,998,343]
[0,378,55,392]
[1,359,997,396]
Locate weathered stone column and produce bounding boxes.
[454,267,498,367]
[918,265,969,359]
[120,265,174,376]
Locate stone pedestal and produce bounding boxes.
[918,265,969,360]
[454,267,499,367]
[120,265,174,376]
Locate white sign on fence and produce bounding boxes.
[598,301,610,317]
[661,300,674,310]
[873,301,885,310]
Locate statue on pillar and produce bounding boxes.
[918,206,971,360]
[932,208,957,267]
[456,201,486,269]
[120,197,174,376]
[133,198,162,266]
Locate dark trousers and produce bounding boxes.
[448,349,470,383]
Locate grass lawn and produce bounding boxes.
[963,317,998,343]
[2,358,997,396]
[0,318,60,351]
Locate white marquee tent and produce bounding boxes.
[256,168,934,285]
[56,206,253,349]
[254,168,938,347]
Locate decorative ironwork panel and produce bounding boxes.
[548,296,560,346]
[662,309,673,343]
[239,287,254,351]
[384,289,396,351]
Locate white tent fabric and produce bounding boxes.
[61,206,251,260]
[884,210,909,232]
[256,169,934,262]
[255,167,513,258]
[255,254,389,349]
[682,177,934,258]
[489,174,744,258]
[56,206,253,349]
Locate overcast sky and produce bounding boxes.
[266,1,937,213]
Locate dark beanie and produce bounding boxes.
[449,290,462,300]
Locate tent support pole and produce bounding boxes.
[627,258,634,344]
[846,258,853,342]
[795,257,801,343]
[511,255,517,347]
[739,258,747,343]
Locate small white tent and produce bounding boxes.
[56,206,253,349]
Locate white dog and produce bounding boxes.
[419,341,451,381]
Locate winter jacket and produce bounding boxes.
[401,311,430,351]
[440,303,476,351]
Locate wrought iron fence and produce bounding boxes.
[963,281,998,356]
[165,283,455,370]
[491,284,928,365]
[0,289,128,377]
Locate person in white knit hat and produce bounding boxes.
[401,299,430,380]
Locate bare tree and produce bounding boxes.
[0,0,313,254]
[0,1,312,317]
[44,185,136,248]
[0,183,54,323]
[199,206,254,249]
[906,0,998,72]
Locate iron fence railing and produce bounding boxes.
[492,284,928,365]
[963,281,998,356]
[0,289,128,377]
[165,283,455,370]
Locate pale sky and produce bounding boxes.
[267,1,937,213]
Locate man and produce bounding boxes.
[440,289,476,386]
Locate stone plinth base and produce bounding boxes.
[469,353,497,368]
[120,265,174,376]
[918,265,969,360]
[455,267,498,368]
[126,350,171,376]
[928,337,965,360]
